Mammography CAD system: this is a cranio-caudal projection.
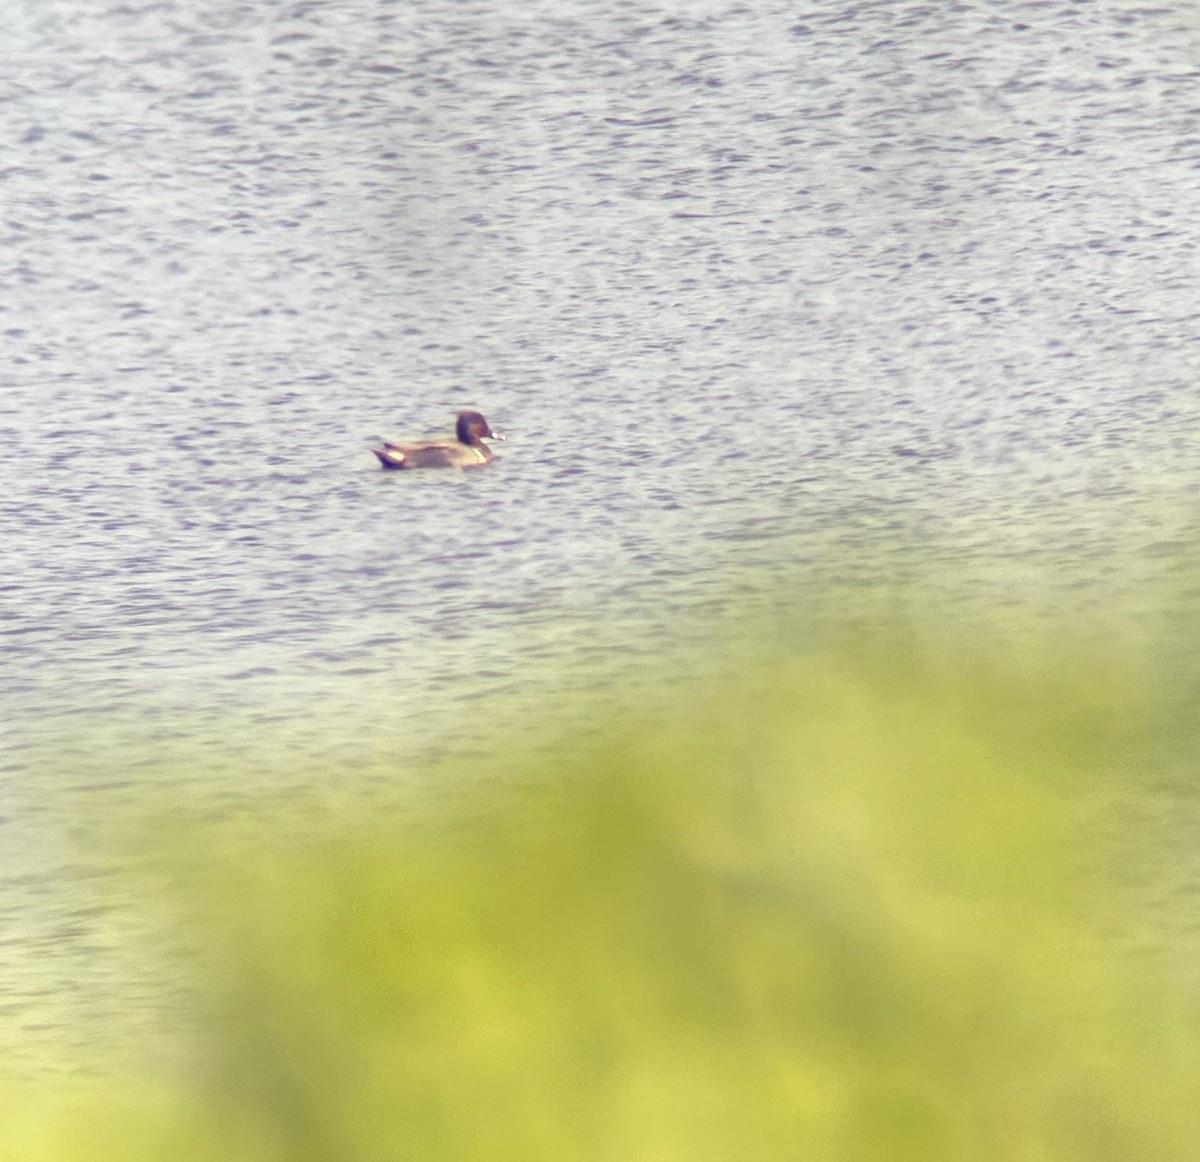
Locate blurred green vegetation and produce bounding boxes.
[7,621,1200,1160]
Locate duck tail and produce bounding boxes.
[372,446,406,469]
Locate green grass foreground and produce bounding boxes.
[9,626,1200,1160]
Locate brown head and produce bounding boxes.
[455,410,502,446]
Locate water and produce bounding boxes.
[4,0,1200,1067]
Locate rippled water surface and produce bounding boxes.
[5,0,1200,1066]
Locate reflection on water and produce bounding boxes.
[3,0,1200,1068]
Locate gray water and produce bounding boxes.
[4,0,1200,1069]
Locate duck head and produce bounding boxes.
[456,410,504,446]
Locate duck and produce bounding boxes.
[371,410,503,470]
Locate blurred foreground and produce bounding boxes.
[7,622,1200,1160]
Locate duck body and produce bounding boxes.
[371,410,502,470]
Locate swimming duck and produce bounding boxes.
[371,410,503,470]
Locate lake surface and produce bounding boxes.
[4,0,1200,1069]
